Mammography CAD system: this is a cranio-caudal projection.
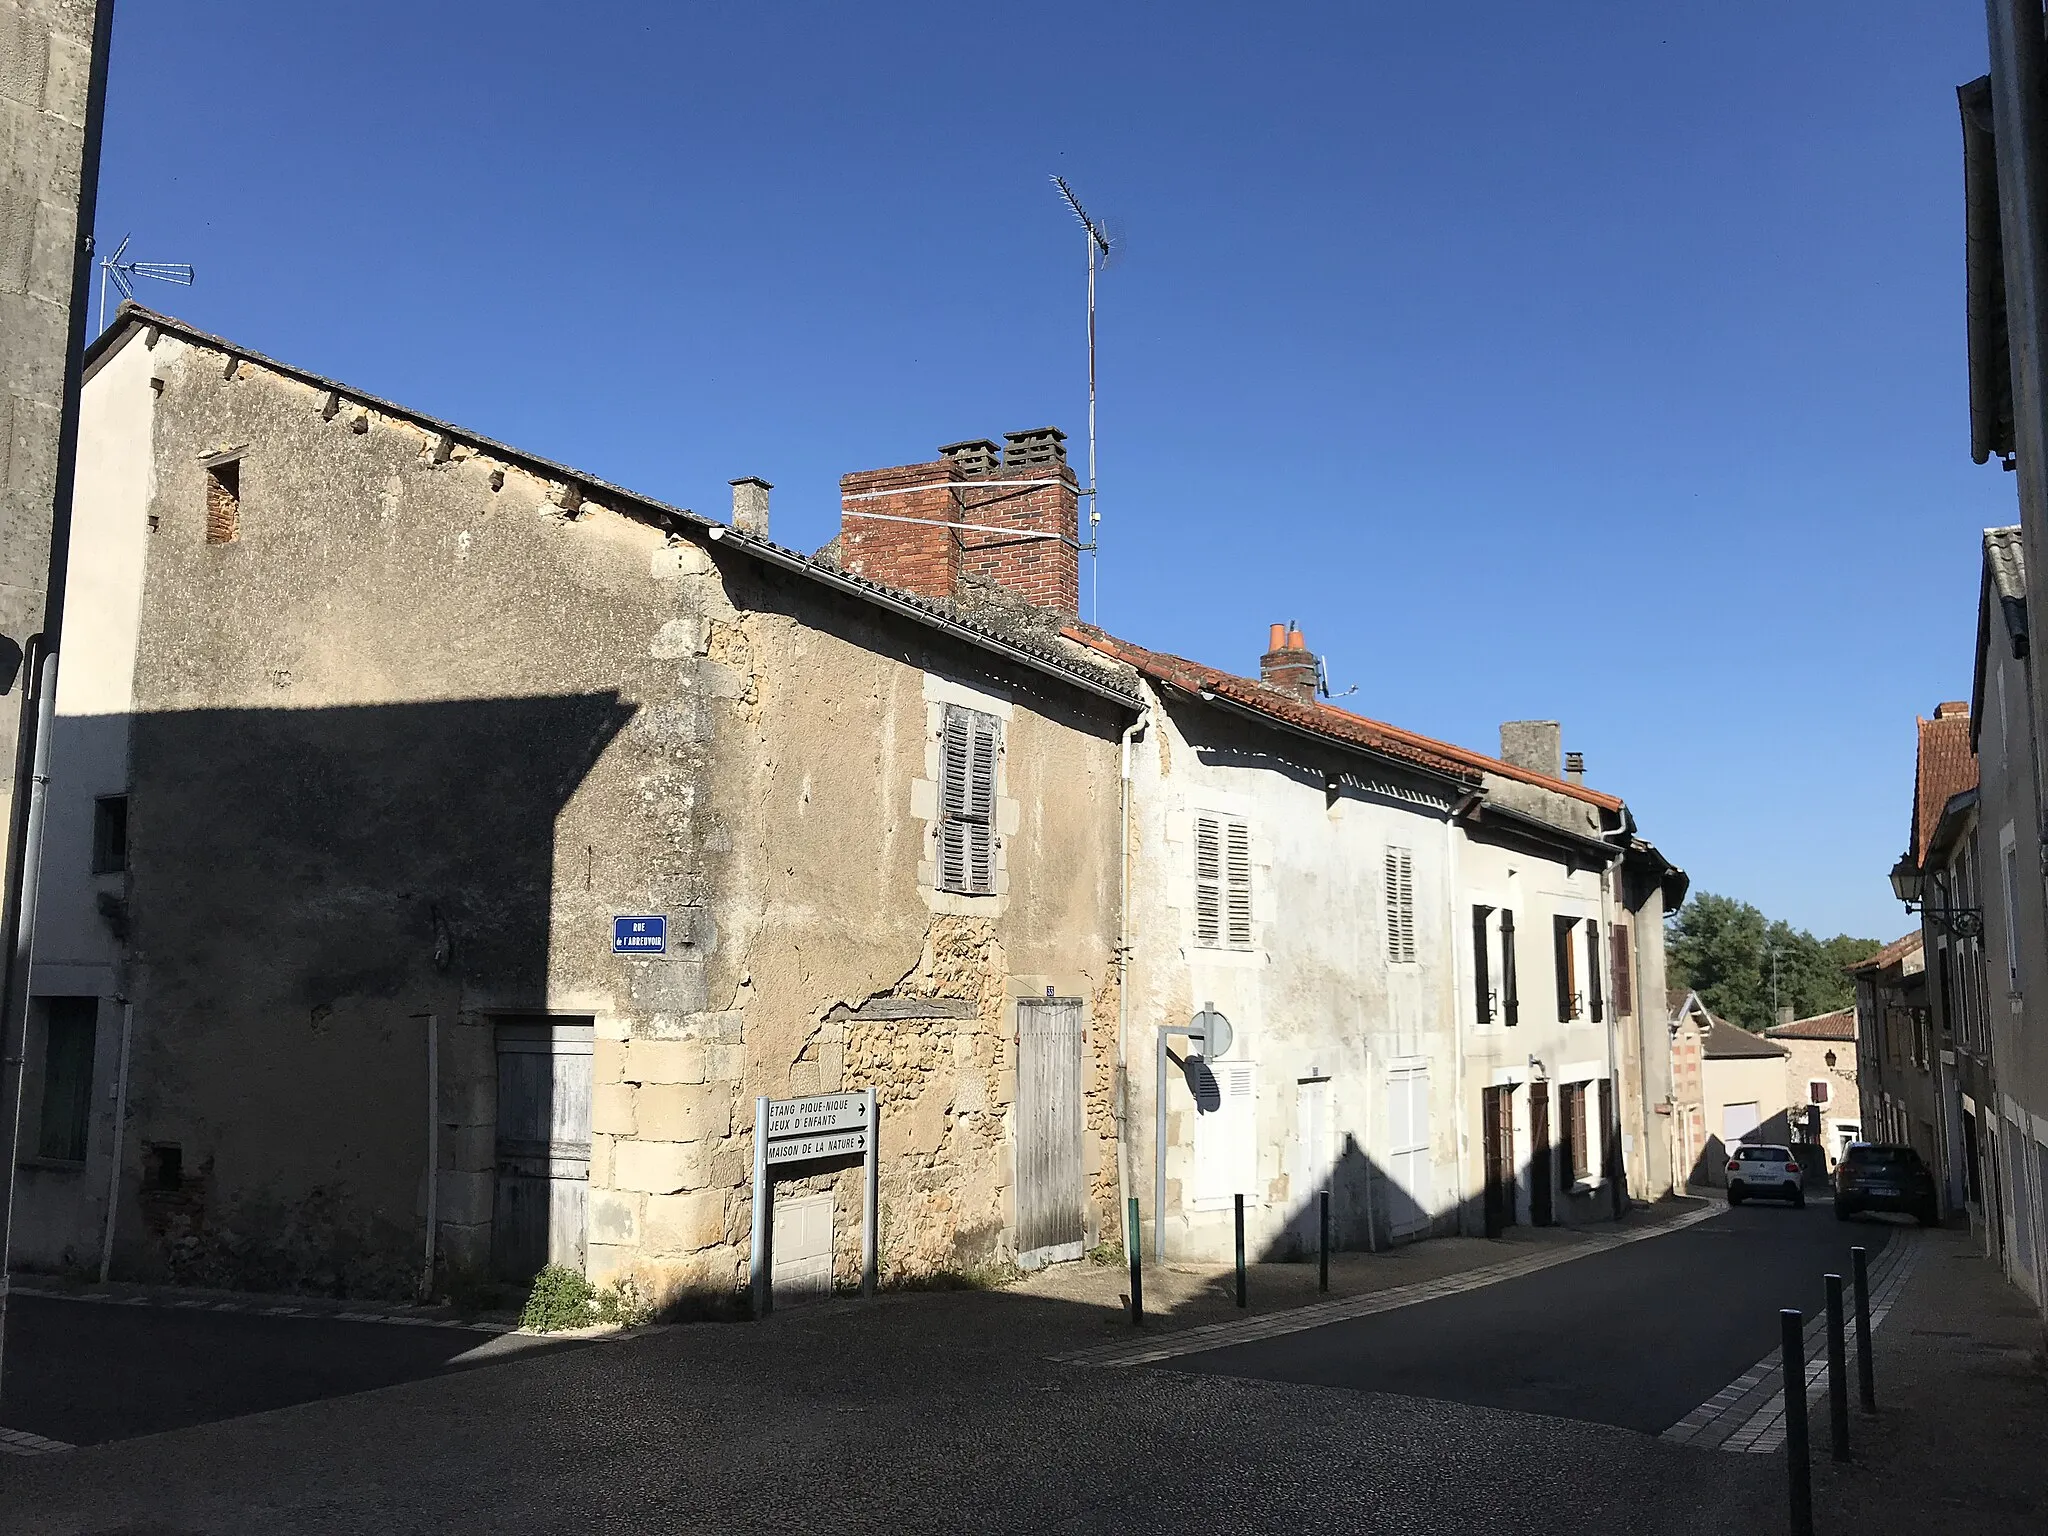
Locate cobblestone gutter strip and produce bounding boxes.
[5,1278,520,1335]
[1659,1227,1922,1454]
[0,1424,75,1457]
[1054,1202,1724,1368]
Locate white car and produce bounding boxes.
[1726,1143,1805,1208]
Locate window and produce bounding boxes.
[1553,915,1581,1022]
[1193,814,1253,950]
[1559,1082,1588,1184]
[1384,847,1416,964]
[91,794,128,874]
[937,704,999,896]
[1472,905,1494,1024]
[205,457,240,544]
[1809,1080,1830,1105]
[1500,908,1519,1026]
[1609,922,1633,1016]
[35,996,96,1162]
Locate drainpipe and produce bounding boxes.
[1114,700,1148,1255]
[97,997,134,1282]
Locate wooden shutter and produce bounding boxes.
[1193,816,1222,947]
[1553,916,1577,1022]
[938,704,999,895]
[1384,848,1415,964]
[1586,920,1603,1024]
[1472,905,1493,1024]
[1225,820,1253,949]
[1610,923,1633,1016]
[1501,908,1519,1026]
[1560,1083,1586,1185]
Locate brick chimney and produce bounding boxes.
[729,476,771,538]
[1933,700,1970,719]
[1259,623,1319,702]
[838,432,1079,614]
[1500,721,1563,778]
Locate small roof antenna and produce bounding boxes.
[97,234,195,335]
[1051,175,1116,624]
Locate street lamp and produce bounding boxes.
[1889,852,1983,938]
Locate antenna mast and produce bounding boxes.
[1052,175,1111,623]
[96,234,195,334]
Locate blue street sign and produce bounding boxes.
[613,915,667,955]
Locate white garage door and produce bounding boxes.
[1722,1101,1760,1144]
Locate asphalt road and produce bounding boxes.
[1,1294,586,1446]
[1173,1198,1903,1432]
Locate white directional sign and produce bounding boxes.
[766,1092,869,1140]
[766,1129,870,1164]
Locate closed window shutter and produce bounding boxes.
[1586,920,1603,1024]
[1501,909,1519,1026]
[1225,821,1252,948]
[1472,905,1493,1024]
[938,704,999,895]
[1610,923,1633,1016]
[1554,916,1577,1022]
[1194,816,1222,946]
[1384,848,1415,964]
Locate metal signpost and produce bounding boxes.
[612,915,667,955]
[749,1088,879,1318]
[1154,1003,1233,1261]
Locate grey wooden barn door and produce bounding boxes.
[492,1019,594,1280]
[1016,997,1086,1266]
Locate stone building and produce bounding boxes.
[1667,992,1791,1188]
[1762,1008,1860,1167]
[19,305,1140,1299]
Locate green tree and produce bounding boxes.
[1666,893,1881,1031]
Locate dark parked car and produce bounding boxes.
[1834,1142,1939,1225]
[1727,1143,1804,1207]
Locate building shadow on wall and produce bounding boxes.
[111,693,635,1298]
[1688,1108,1796,1190]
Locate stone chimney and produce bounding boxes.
[1259,623,1319,702]
[838,432,1079,614]
[729,476,772,539]
[1933,700,1970,719]
[1500,721,1563,778]
[1778,1004,1795,1026]
[1564,751,1585,784]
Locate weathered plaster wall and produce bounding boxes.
[11,318,153,1270]
[1125,690,1462,1261]
[79,325,1125,1299]
[1455,824,1616,1229]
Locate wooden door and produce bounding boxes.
[1016,998,1086,1265]
[1529,1082,1554,1227]
[1482,1085,1516,1238]
[492,1020,593,1280]
[1600,1075,1623,1217]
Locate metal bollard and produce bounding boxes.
[1127,1196,1143,1326]
[1782,1308,1813,1536]
[1234,1192,1247,1308]
[1318,1189,1330,1294]
[1826,1273,1849,1461]
[1852,1245,1875,1413]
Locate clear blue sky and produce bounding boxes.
[93,3,2010,942]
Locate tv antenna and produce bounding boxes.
[96,234,195,335]
[1052,175,1115,623]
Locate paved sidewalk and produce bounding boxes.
[1806,1227,2047,1532]
[1017,1194,1713,1353]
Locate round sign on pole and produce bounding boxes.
[1192,1003,1233,1060]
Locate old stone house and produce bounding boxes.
[1668,994,1790,1188]
[1762,1008,1860,1166]
[17,305,1142,1299]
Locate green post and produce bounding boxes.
[1127,1196,1143,1326]
[1234,1192,1247,1308]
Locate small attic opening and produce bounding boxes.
[205,458,240,544]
